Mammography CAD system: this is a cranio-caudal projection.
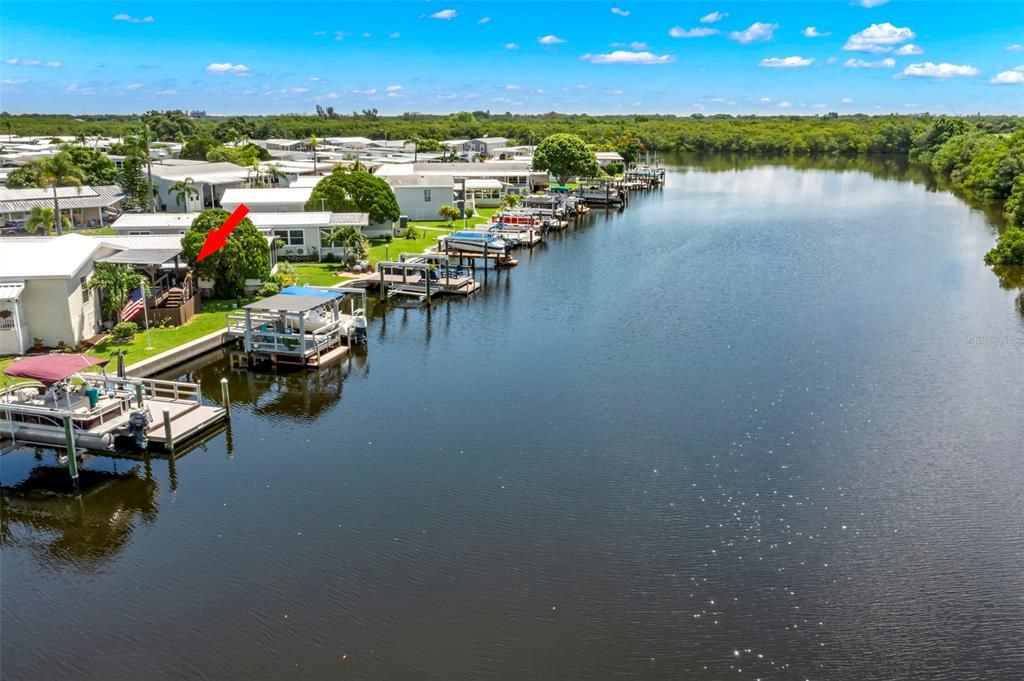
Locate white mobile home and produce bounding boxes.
[220,187,314,213]
[151,160,250,213]
[0,234,118,354]
[384,174,456,221]
[0,185,126,229]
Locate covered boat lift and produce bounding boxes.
[226,286,368,367]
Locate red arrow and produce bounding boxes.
[196,204,250,262]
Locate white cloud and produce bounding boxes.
[894,44,923,55]
[436,93,458,100]
[778,101,792,108]
[605,88,625,95]
[206,62,250,75]
[5,58,61,68]
[825,56,838,64]
[844,57,896,68]
[335,31,347,40]
[803,26,830,38]
[504,42,519,50]
[851,0,889,6]
[538,35,566,44]
[669,27,718,38]
[362,32,371,38]
[896,62,979,79]
[842,97,854,103]
[312,30,326,36]
[760,56,814,68]
[154,89,176,95]
[389,32,401,38]
[759,96,772,102]
[113,13,154,24]
[580,50,675,65]
[729,22,778,44]
[286,87,310,94]
[700,11,727,23]
[477,17,490,24]
[430,9,457,20]
[125,82,144,90]
[65,83,96,95]
[386,84,402,92]
[990,66,1024,85]
[1,78,29,85]
[505,84,522,91]
[309,76,321,81]
[844,23,915,53]
[611,7,630,16]
[1007,44,1024,52]
[611,41,649,49]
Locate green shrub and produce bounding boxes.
[405,226,419,239]
[322,252,340,263]
[111,321,139,343]
[257,281,281,297]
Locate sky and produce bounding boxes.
[1,0,1022,116]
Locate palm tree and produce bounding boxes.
[25,206,71,235]
[169,177,199,209]
[87,263,149,321]
[262,162,285,186]
[125,123,156,213]
[320,225,366,259]
[37,154,85,236]
[308,135,322,174]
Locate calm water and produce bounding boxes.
[3,156,1023,681]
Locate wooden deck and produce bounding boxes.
[143,398,227,447]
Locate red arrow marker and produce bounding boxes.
[196,204,250,262]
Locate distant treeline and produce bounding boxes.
[2,110,1021,156]
[2,110,1021,228]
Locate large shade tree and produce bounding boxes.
[181,209,271,298]
[306,169,400,225]
[532,133,600,185]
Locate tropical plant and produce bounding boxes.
[169,176,199,208]
[124,123,156,213]
[320,225,367,257]
[87,262,149,319]
[309,135,322,174]
[532,133,600,186]
[118,154,149,209]
[25,206,71,235]
[438,204,461,224]
[111,321,139,343]
[306,169,401,225]
[499,193,522,210]
[35,154,86,235]
[262,162,285,186]
[181,209,271,298]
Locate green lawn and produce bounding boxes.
[87,298,254,366]
[369,208,500,264]
[75,226,117,236]
[290,262,354,287]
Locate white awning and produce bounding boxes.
[0,281,26,301]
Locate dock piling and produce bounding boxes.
[135,383,144,407]
[62,415,79,488]
[162,409,174,455]
[220,377,231,414]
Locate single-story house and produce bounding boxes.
[384,174,456,221]
[108,211,373,261]
[464,178,505,207]
[466,137,510,156]
[220,187,313,213]
[596,151,625,167]
[0,234,119,353]
[0,185,126,230]
[376,161,547,195]
[151,159,250,213]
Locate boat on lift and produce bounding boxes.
[437,231,509,255]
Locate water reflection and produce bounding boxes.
[1,460,158,568]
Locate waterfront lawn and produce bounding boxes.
[290,262,353,287]
[75,226,117,236]
[87,298,254,366]
[368,208,500,264]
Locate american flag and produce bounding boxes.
[120,286,145,322]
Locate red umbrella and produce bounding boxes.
[3,355,109,385]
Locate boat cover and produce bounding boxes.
[280,285,342,299]
[3,355,108,385]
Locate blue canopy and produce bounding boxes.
[280,285,342,299]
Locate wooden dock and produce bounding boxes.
[144,399,226,448]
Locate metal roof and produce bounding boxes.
[110,211,368,230]
[245,293,336,313]
[0,185,125,213]
[96,248,182,266]
[220,187,313,206]
[387,174,455,187]
[0,234,117,278]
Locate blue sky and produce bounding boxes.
[1,1,1022,115]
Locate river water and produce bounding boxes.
[2,156,1022,680]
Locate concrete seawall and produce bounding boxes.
[125,330,232,378]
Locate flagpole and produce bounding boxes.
[142,284,154,350]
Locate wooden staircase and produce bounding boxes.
[161,287,184,308]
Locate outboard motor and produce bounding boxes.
[352,309,368,345]
[127,409,152,450]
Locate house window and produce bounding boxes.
[81,276,90,302]
[423,189,432,203]
[128,230,151,236]
[273,229,305,246]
